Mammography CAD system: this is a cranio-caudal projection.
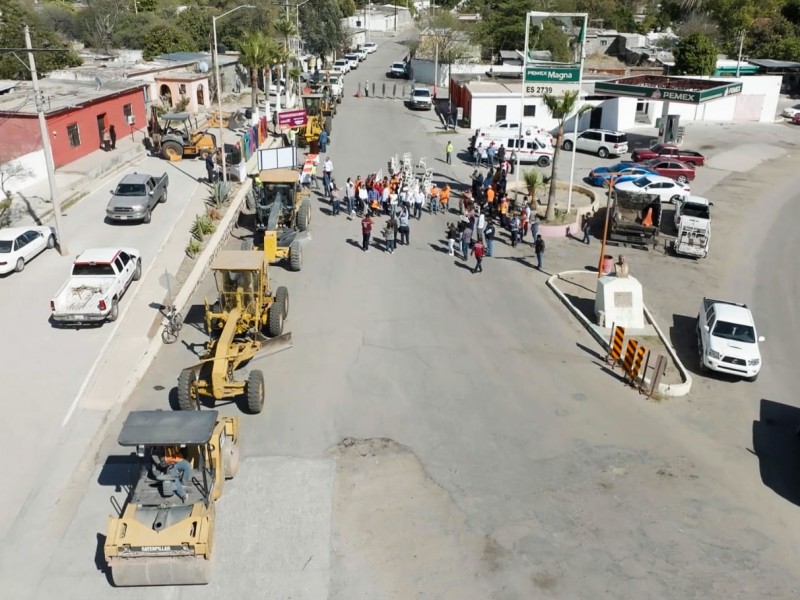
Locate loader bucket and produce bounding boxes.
[109,556,211,587]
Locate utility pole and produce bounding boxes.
[735,30,745,77]
[25,25,67,255]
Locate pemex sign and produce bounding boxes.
[524,65,581,97]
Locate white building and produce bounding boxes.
[344,4,413,33]
[450,74,782,130]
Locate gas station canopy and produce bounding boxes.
[594,75,743,104]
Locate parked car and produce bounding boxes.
[344,53,359,69]
[562,128,629,158]
[408,86,433,110]
[363,42,378,53]
[388,61,410,79]
[105,172,169,224]
[354,48,368,61]
[793,113,800,125]
[781,103,800,118]
[268,77,286,96]
[640,158,696,183]
[333,59,350,74]
[697,297,764,381]
[587,163,657,187]
[0,226,57,275]
[631,143,706,166]
[613,175,691,203]
[673,196,711,259]
[50,247,141,325]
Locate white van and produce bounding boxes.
[474,123,552,145]
[475,131,555,167]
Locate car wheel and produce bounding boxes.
[14,257,24,273]
[132,258,142,281]
[598,147,609,158]
[537,156,550,167]
[676,175,687,184]
[143,209,151,224]
[563,140,573,151]
[46,235,56,249]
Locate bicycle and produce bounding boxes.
[161,304,183,344]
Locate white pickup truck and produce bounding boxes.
[50,247,142,325]
[673,195,711,258]
[697,297,764,381]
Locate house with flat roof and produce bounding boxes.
[0,79,147,191]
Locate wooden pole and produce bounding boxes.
[597,174,615,277]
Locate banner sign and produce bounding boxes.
[277,109,308,127]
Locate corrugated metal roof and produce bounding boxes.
[747,59,800,69]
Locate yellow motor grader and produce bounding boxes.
[176,250,291,414]
[104,410,239,586]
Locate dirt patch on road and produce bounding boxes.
[326,438,524,599]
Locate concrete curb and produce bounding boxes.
[546,269,693,398]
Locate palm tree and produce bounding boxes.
[273,18,298,108]
[541,91,591,221]
[239,32,271,115]
[262,39,287,111]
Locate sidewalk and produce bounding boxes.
[0,126,283,599]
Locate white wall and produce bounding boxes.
[411,60,486,87]
[4,150,46,195]
[636,75,782,126]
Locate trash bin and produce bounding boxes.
[601,254,614,275]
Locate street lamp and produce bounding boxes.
[213,4,254,182]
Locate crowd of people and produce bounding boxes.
[306,144,548,272]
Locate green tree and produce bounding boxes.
[175,6,215,52]
[338,0,357,17]
[673,32,717,75]
[299,0,347,58]
[541,91,591,221]
[746,17,800,60]
[238,32,272,113]
[0,0,81,79]
[273,18,297,105]
[141,23,193,61]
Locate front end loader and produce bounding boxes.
[104,410,240,586]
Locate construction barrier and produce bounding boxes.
[606,325,626,365]
[626,345,648,383]
[621,339,639,376]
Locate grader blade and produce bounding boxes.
[251,332,293,361]
[109,556,211,587]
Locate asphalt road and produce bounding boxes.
[6,36,800,599]
[0,154,205,538]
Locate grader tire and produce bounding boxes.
[267,299,285,337]
[297,199,311,231]
[245,370,265,414]
[275,286,289,319]
[289,240,302,271]
[177,369,198,411]
[325,116,333,134]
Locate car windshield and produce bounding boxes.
[73,263,115,276]
[607,133,627,143]
[651,143,666,152]
[632,177,652,188]
[682,203,710,219]
[0,240,12,253]
[392,62,405,69]
[114,183,146,196]
[712,320,756,343]
[413,90,430,97]
[335,60,346,66]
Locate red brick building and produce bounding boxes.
[0,79,147,168]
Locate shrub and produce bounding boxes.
[186,238,202,258]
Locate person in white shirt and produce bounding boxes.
[413,189,424,220]
[476,209,486,242]
[345,178,355,216]
[389,191,398,216]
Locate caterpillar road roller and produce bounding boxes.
[177,250,291,414]
[104,410,239,586]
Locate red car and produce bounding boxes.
[793,113,800,125]
[631,143,706,166]
[640,158,696,183]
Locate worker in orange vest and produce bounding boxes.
[439,184,451,213]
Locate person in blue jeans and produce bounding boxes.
[483,220,495,257]
[157,452,193,503]
[319,129,328,153]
